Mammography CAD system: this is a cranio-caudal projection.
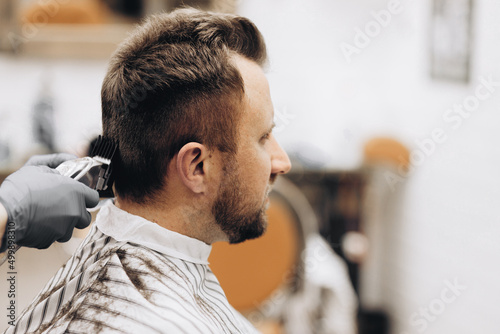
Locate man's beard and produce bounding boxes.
[211,159,268,244]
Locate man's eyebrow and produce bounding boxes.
[260,122,275,138]
[263,123,275,135]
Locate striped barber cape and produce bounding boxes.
[5,201,259,334]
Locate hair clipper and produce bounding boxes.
[56,136,117,197]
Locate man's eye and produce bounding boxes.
[261,133,271,141]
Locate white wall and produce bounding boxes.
[0,56,107,167]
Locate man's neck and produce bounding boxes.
[114,196,225,245]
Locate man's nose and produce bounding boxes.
[270,135,291,175]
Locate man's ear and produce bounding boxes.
[175,142,211,194]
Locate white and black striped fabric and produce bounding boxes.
[6,201,259,334]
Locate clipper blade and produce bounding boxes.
[90,136,117,196]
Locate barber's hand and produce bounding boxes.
[0,155,99,249]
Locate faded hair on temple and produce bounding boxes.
[101,8,267,203]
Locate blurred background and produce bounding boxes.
[1,0,500,333]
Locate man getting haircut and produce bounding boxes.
[7,8,290,334]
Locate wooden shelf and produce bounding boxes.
[11,23,134,59]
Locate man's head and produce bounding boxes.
[102,8,291,244]
[102,8,267,202]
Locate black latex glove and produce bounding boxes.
[0,153,99,251]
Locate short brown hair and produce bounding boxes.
[101,8,267,203]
